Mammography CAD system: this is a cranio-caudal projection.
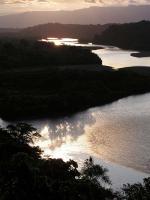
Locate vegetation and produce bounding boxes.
[94,21,150,51]
[0,39,101,68]
[0,123,114,200]
[19,23,108,41]
[1,21,150,52]
[118,178,150,200]
[0,23,108,41]
[0,22,150,200]
[0,123,150,200]
[1,39,150,119]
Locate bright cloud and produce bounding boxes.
[0,0,150,5]
[0,0,150,15]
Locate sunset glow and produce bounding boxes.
[0,0,150,15]
[34,125,89,161]
[41,38,79,46]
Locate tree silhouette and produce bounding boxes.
[81,157,111,185]
[7,123,41,144]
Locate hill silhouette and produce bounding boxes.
[0,23,108,41]
[94,21,150,51]
[0,5,150,28]
[20,23,108,41]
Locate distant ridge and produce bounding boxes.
[94,20,150,51]
[0,5,150,28]
[19,23,108,40]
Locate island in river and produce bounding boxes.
[0,38,150,120]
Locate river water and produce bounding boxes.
[41,37,150,68]
[23,94,150,188]
[1,93,150,188]
[93,46,150,68]
[1,38,150,189]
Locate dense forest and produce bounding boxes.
[0,39,150,119]
[0,34,150,200]
[0,23,108,41]
[0,6,150,200]
[1,21,150,52]
[94,21,150,51]
[20,23,108,41]
[0,123,150,200]
[0,39,101,68]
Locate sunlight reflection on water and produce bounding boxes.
[1,93,150,188]
[41,37,150,68]
[93,47,150,68]
[1,38,150,187]
[29,93,150,176]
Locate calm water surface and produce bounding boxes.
[31,93,150,174]
[93,46,150,68]
[1,38,150,188]
[1,93,150,188]
[41,37,150,68]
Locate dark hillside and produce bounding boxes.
[94,21,150,51]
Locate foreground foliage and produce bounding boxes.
[0,123,114,200]
[0,123,150,200]
[118,178,150,200]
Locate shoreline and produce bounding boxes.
[1,66,150,121]
[80,45,104,50]
[131,52,150,58]
[1,92,150,189]
[1,90,150,121]
[93,156,150,190]
[54,150,150,189]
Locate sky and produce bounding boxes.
[0,0,150,15]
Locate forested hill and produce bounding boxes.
[94,21,150,51]
[1,21,150,47]
[0,23,108,41]
[20,23,108,41]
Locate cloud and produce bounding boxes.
[0,0,150,16]
[86,0,150,5]
[0,0,150,5]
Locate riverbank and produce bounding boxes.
[1,65,150,120]
[1,93,150,190]
[92,46,150,69]
[91,157,149,189]
[93,21,150,52]
[1,39,150,120]
[119,66,150,75]
[1,122,149,199]
[131,52,150,58]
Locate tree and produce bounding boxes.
[118,177,150,200]
[81,157,111,185]
[0,124,115,200]
[7,123,41,144]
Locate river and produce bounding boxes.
[41,37,150,68]
[1,38,150,189]
[93,46,150,68]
